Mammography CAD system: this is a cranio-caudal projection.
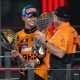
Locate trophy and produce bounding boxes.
[32,12,53,55]
[36,12,53,31]
[0,28,35,70]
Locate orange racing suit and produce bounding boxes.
[16,26,52,80]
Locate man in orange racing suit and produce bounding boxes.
[12,5,52,80]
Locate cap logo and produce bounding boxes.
[26,8,36,13]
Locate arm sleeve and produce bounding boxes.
[49,31,68,52]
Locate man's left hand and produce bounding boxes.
[36,32,46,42]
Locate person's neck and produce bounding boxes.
[24,26,37,34]
[25,25,33,29]
[56,21,65,27]
[59,21,65,25]
[54,21,65,29]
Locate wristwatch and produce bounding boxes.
[41,40,48,45]
[36,58,40,64]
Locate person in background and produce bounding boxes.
[11,5,52,80]
[36,6,80,80]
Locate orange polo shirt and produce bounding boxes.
[49,22,79,54]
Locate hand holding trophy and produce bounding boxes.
[32,12,53,55]
[0,28,34,70]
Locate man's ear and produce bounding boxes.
[22,16,25,21]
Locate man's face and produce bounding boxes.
[53,14,59,28]
[22,15,37,28]
[53,14,58,23]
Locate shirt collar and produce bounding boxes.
[54,22,70,32]
[24,26,37,34]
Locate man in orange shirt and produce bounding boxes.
[36,6,79,80]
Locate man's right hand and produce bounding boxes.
[11,50,19,58]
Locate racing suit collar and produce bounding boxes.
[24,26,37,34]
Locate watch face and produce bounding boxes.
[42,41,45,45]
[42,40,48,45]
